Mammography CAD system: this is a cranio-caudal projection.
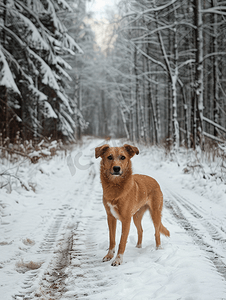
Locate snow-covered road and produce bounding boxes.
[1,138,226,299]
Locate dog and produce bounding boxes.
[95,144,170,266]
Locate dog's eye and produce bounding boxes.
[107,155,113,160]
[121,156,126,160]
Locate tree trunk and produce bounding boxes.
[74,75,82,140]
[3,0,9,143]
[142,50,147,142]
[3,0,7,45]
[179,82,190,148]
[155,77,160,143]
[134,47,140,141]
[191,94,197,148]
[101,89,107,137]
[119,105,130,139]
[77,77,82,140]
[155,4,179,148]
[146,56,153,144]
[131,50,136,142]
[212,0,219,137]
[147,47,159,144]
[5,88,9,143]
[167,12,173,150]
[193,0,204,148]
[172,9,179,149]
[168,78,172,148]
[34,76,38,144]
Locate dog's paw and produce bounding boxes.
[136,243,142,248]
[103,254,113,262]
[103,249,115,262]
[111,255,123,266]
[156,245,163,250]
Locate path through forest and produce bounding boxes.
[0,138,226,299]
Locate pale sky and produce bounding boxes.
[86,0,118,19]
[85,0,119,51]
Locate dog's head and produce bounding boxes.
[95,144,139,181]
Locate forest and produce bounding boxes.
[2,2,226,298]
[1,0,226,153]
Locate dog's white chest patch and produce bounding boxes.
[107,202,120,219]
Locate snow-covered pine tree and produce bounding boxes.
[0,0,84,142]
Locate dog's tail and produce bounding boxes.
[160,223,170,237]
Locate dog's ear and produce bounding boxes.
[95,144,110,158]
[123,144,139,158]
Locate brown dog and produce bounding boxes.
[95,144,170,266]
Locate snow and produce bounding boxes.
[43,101,58,119]
[43,0,66,33]
[63,33,84,54]
[0,49,20,94]
[55,0,73,12]
[0,138,226,299]
[56,56,72,70]
[28,85,47,102]
[28,48,60,91]
[12,10,49,51]
[60,106,76,127]
[57,91,73,114]
[58,113,74,134]
[56,64,72,81]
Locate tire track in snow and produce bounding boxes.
[170,192,226,242]
[35,227,75,299]
[13,206,74,300]
[164,189,226,281]
[62,189,115,299]
[13,150,97,300]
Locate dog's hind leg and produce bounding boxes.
[148,206,162,249]
[133,205,148,248]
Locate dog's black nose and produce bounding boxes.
[113,166,120,173]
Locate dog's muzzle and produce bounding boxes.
[111,166,121,176]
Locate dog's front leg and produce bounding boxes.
[103,214,117,262]
[111,218,131,266]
